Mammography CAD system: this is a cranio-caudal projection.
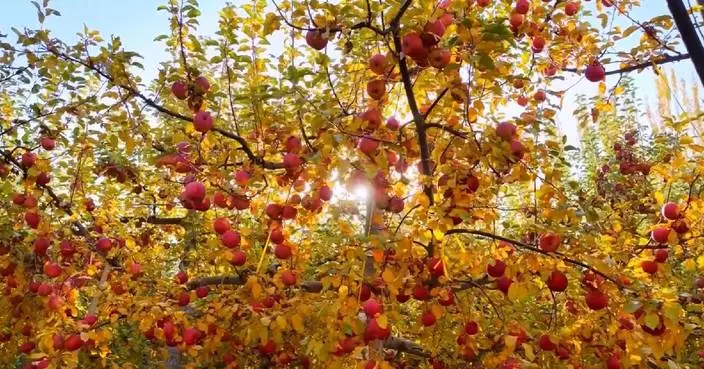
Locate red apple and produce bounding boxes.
[606,353,620,369]
[367,79,386,100]
[40,137,56,150]
[516,0,530,14]
[33,237,50,256]
[64,335,84,351]
[487,259,506,278]
[510,14,524,28]
[496,122,517,141]
[651,226,670,243]
[585,289,608,310]
[178,291,190,306]
[281,270,297,286]
[172,80,189,99]
[96,238,112,253]
[274,244,292,259]
[43,261,62,278]
[230,250,247,266]
[402,32,426,59]
[464,321,479,335]
[565,1,580,15]
[193,111,213,133]
[305,30,328,50]
[184,181,206,202]
[369,54,388,75]
[359,136,379,155]
[539,232,561,252]
[221,230,241,248]
[532,36,545,53]
[654,249,668,263]
[196,286,209,298]
[363,298,382,317]
[283,153,302,168]
[21,152,37,168]
[175,271,188,284]
[421,311,437,327]
[213,217,231,234]
[641,260,658,274]
[585,61,606,82]
[194,76,210,94]
[428,48,451,69]
[538,334,556,351]
[661,202,679,220]
[547,270,568,292]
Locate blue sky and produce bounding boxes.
[0,0,701,145]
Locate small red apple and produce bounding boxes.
[641,260,658,274]
[496,122,517,141]
[367,79,386,100]
[194,76,210,94]
[516,0,530,14]
[651,226,670,243]
[40,136,56,150]
[565,1,580,16]
[402,33,427,59]
[172,80,189,99]
[305,30,328,50]
[654,249,668,263]
[43,261,62,278]
[281,270,297,286]
[358,136,379,155]
[421,310,437,326]
[230,250,247,266]
[221,230,241,248]
[585,289,608,310]
[369,54,387,75]
[585,61,606,82]
[193,111,213,133]
[547,270,568,292]
[428,48,451,69]
[184,181,206,202]
[661,202,679,220]
[487,259,506,278]
[539,232,561,252]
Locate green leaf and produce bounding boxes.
[644,313,660,330]
[564,145,578,151]
[482,22,512,42]
[623,300,642,314]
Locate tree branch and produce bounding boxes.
[392,31,434,206]
[667,0,704,86]
[563,54,691,76]
[45,47,287,170]
[445,229,624,289]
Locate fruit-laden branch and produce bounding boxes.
[667,0,704,86]
[0,149,89,236]
[186,273,429,357]
[445,229,624,289]
[563,54,691,76]
[392,31,434,207]
[43,47,286,170]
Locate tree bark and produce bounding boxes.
[668,0,704,86]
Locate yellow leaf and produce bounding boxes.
[523,343,535,361]
[654,191,665,205]
[683,258,696,271]
[377,314,389,329]
[505,334,518,349]
[382,268,396,283]
[680,136,693,145]
[276,315,287,330]
[291,314,304,333]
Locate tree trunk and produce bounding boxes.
[668,0,704,86]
